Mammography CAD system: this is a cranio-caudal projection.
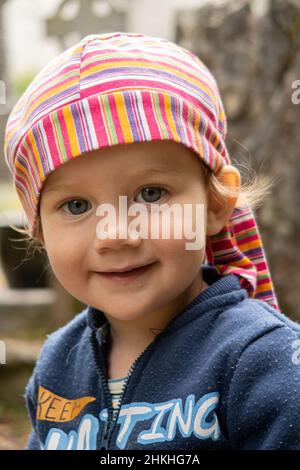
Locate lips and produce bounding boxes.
[100,262,156,274]
[95,262,157,282]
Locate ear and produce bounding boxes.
[206,165,241,237]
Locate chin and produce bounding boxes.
[105,301,155,321]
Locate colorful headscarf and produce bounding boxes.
[3,32,279,310]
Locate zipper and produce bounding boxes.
[90,329,115,449]
[90,326,167,450]
[99,417,111,449]
[105,345,151,447]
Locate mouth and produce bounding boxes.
[95,262,158,282]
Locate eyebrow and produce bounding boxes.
[44,168,181,194]
[43,184,82,195]
[127,167,181,178]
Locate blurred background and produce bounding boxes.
[0,0,299,450]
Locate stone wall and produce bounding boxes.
[175,0,300,319]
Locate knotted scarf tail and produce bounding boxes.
[205,204,280,312]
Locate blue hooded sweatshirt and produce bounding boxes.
[24,264,300,450]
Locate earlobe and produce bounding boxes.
[217,165,240,193]
[206,165,241,237]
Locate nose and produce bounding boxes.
[93,215,142,252]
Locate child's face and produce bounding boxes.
[39,141,212,322]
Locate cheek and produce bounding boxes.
[41,223,86,279]
[47,243,77,283]
[148,205,206,257]
[151,236,205,270]
[44,237,88,299]
[154,195,206,242]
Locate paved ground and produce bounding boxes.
[0,409,30,450]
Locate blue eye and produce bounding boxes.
[136,187,167,204]
[61,199,91,215]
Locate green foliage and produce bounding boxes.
[13,70,38,96]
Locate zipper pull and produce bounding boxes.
[99,420,110,450]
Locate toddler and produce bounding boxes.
[4,32,300,450]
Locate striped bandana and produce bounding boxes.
[3,32,279,310]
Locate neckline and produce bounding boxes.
[107,376,128,383]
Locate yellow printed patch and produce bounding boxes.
[37,385,96,422]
